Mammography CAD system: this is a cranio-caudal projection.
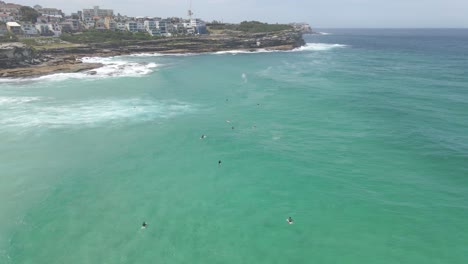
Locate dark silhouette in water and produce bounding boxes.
[287,217,293,224]
[218,160,222,166]
[142,222,148,228]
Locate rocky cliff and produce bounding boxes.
[43,30,305,56]
[0,30,305,78]
[0,43,43,68]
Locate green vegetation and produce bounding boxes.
[207,21,293,33]
[60,30,155,44]
[0,32,19,43]
[19,6,40,23]
[19,37,77,48]
[237,21,292,33]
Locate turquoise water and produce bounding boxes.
[1,29,468,263]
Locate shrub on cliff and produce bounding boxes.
[0,32,19,43]
[60,30,154,44]
[237,21,292,33]
[19,6,40,23]
[207,21,292,33]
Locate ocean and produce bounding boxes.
[1,29,467,263]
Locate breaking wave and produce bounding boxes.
[0,97,194,129]
[0,96,42,105]
[293,43,347,51]
[0,58,159,83]
[118,43,348,57]
[0,43,346,83]
[211,44,346,55]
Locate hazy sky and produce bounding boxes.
[12,0,468,28]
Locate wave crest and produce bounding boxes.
[293,43,347,51]
[0,98,194,129]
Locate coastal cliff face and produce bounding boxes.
[0,43,42,68]
[44,30,305,56]
[0,30,305,77]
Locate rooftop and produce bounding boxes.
[6,21,20,27]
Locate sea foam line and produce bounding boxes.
[0,42,345,83]
[0,96,42,105]
[0,98,195,129]
[119,43,347,57]
[0,58,159,84]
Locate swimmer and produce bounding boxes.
[200,134,206,139]
[142,222,148,228]
[287,217,293,224]
[218,160,222,166]
[231,126,234,130]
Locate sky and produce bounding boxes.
[11,0,468,28]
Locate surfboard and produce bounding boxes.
[286,219,293,224]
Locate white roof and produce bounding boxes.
[6,22,21,27]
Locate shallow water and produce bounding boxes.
[1,29,468,264]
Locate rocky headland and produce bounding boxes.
[0,30,305,78]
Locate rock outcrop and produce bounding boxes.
[0,30,305,78]
[0,43,42,68]
[43,30,305,56]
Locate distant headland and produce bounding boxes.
[0,2,315,78]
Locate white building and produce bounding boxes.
[66,19,80,31]
[144,20,160,36]
[136,22,145,32]
[82,6,113,21]
[48,23,61,37]
[95,18,106,30]
[190,18,207,34]
[40,8,62,17]
[6,21,21,34]
[116,22,126,31]
[144,20,157,31]
[0,13,14,23]
[85,21,95,29]
[126,21,137,32]
[21,23,38,35]
[104,17,116,30]
[35,23,50,35]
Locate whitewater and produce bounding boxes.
[1,30,467,264]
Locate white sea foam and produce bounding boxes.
[293,43,347,51]
[97,43,348,59]
[318,32,332,35]
[126,52,197,57]
[0,43,346,83]
[213,49,272,55]
[0,98,194,129]
[241,73,247,82]
[79,57,158,77]
[0,96,42,105]
[211,43,346,55]
[0,57,159,83]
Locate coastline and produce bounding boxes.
[0,31,306,79]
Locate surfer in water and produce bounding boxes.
[287,217,293,224]
[218,160,222,166]
[142,222,148,228]
[200,134,206,139]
